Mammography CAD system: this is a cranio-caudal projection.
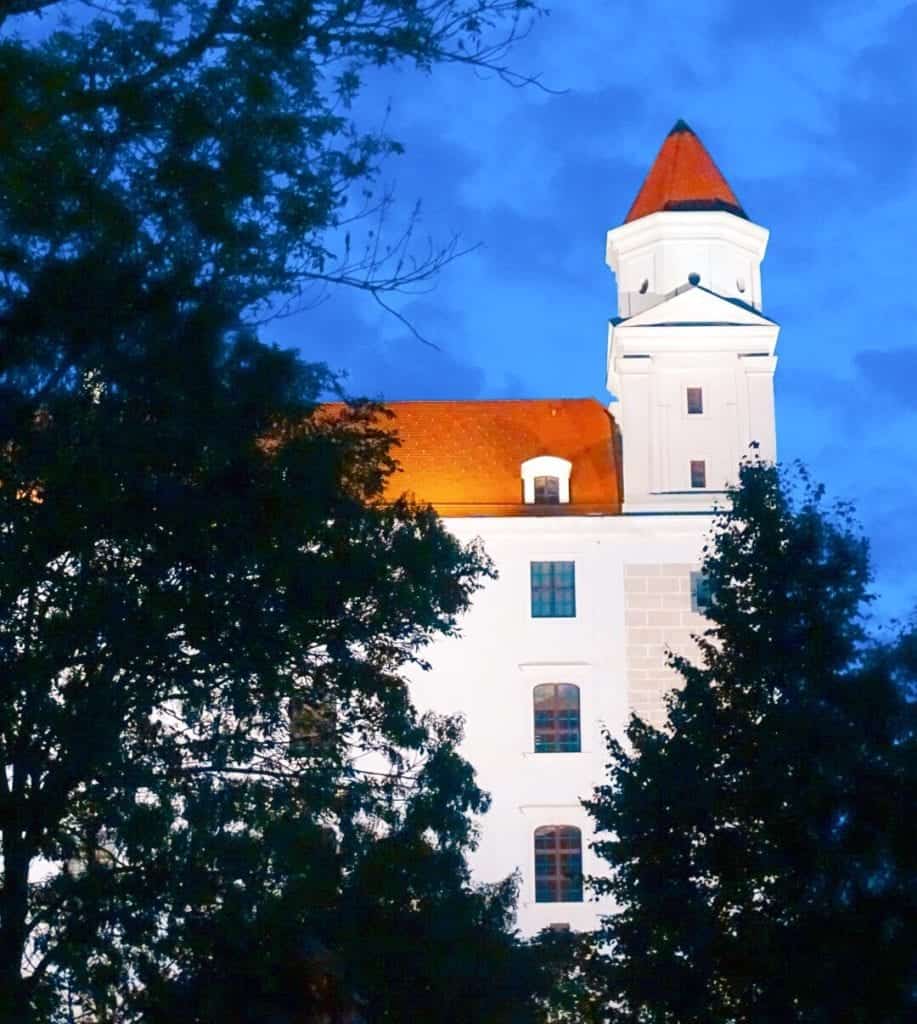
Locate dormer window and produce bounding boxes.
[534,476,560,504]
[521,456,572,505]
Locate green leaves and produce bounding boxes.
[585,460,917,1024]
[0,3,551,1018]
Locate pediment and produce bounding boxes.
[621,285,777,328]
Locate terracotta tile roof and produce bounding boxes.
[625,119,747,224]
[380,398,621,517]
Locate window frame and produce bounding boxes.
[521,456,572,505]
[686,386,704,415]
[533,475,561,505]
[533,683,581,753]
[690,570,713,613]
[534,826,583,904]
[289,697,336,757]
[530,560,576,619]
[690,460,707,489]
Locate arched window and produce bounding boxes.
[534,826,583,903]
[520,455,572,505]
[533,684,581,752]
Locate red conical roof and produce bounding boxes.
[624,120,746,224]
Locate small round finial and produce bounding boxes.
[688,272,700,286]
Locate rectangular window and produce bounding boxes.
[690,571,713,612]
[534,475,560,504]
[686,387,703,414]
[289,698,336,757]
[690,460,706,489]
[530,561,576,618]
[534,684,581,752]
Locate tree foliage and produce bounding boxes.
[1,0,537,323]
[0,1,548,1020]
[585,460,917,1024]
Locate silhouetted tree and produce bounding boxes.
[133,716,535,1024]
[0,2,546,1019]
[131,714,572,1024]
[528,928,606,1024]
[585,460,916,1024]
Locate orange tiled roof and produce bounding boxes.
[380,398,621,517]
[625,119,746,224]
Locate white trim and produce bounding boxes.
[521,455,573,504]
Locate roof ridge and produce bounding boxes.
[378,396,602,406]
[660,128,683,211]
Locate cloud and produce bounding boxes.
[713,0,854,45]
[854,348,917,411]
[271,1,917,622]
[267,292,488,402]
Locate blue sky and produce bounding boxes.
[265,0,917,624]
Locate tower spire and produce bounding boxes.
[624,120,746,224]
[606,124,775,514]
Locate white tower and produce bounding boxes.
[606,120,779,513]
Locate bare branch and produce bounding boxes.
[370,290,439,350]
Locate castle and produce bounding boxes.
[383,121,778,934]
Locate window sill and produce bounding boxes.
[522,750,590,759]
[523,900,586,908]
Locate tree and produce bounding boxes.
[131,715,535,1024]
[126,710,573,1024]
[0,330,501,1020]
[0,2,545,1019]
[1,0,538,326]
[585,460,917,1024]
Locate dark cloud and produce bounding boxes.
[516,84,651,155]
[348,336,487,401]
[864,491,917,587]
[848,475,917,621]
[797,437,917,619]
[713,0,855,44]
[269,293,487,402]
[448,177,627,301]
[787,6,917,187]
[777,367,855,421]
[854,348,917,411]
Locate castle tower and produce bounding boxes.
[606,120,779,513]
[370,122,784,935]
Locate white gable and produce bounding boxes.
[621,284,776,329]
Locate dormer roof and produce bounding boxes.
[624,120,747,224]
[378,398,621,517]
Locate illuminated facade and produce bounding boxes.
[388,121,779,934]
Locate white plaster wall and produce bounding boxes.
[610,337,778,512]
[606,211,769,317]
[406,514,713,936]
[743,354,779,461]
